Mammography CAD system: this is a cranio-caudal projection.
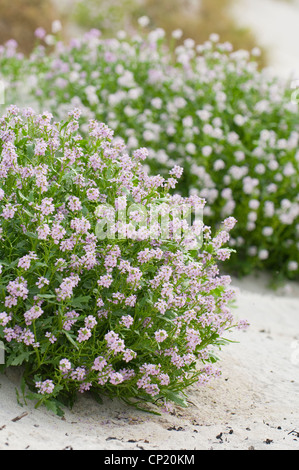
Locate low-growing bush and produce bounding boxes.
[1,27,298,279]
[71,0,263,63]
[0,106,244,414]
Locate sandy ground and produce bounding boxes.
[0,275,298,451]
[232,0,299,78]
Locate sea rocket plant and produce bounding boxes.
[0,106,244,413]
[1,26,298,278]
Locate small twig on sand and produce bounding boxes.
[11,412,29,423]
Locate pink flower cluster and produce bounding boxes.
[0,106,243,411]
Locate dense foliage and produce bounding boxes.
[0,107,244,413]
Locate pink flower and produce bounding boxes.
[97,274,113,288]
[159,373,170,385]
[24,306,44,325]
[68,196,82,212]
[125,295,137,307]
[92,356,107,371]
[105,331,125,354]
[45,332,57,344]
[35,28,46,40]
[36,380,55,395]
[123,349,137,363]
[0,312,11,326]
[169,165,184,179]
[109,372,124,385]
[84,315,97,329]
[36,277,50,289]
[35,139,48,156]
[37,224,50,240]
[7,277,28,299]
[223,217,237,231]
[59,359,72,374]
[237,319,250,330]
[154,329,168,343]
[87,188,100,201]
[120,315,134,328]
[77,327,92,343]
[2,203,17,219]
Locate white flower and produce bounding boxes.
[210,33,220,43]
[248,212,257,222]
[214,159,225,171]
[138,16,150,28]
[172,29,183,40]
[247,222,256,231]
[186,143,196,155]
[234,114,246,126]
[202,146,212,157]
[221,188,232,199]
[251,47,261,57]
[174,97,187,109]
[249,200,260,210]
[124,106,137,117]
[148,28,165,43]
[262,227,273,237]
[118,71,135,88]
[52,20,62,34]
[151,98,163,109]
[248,247,257,256]
[268,160,279,171]
[45,35,55,46]
[288,261,298,272]
[184,38,195,49]
[259,249,269,260]
[128,88,142,100]
[196,110,211,121]
[283,163,295,177]
[183,116,193,127]
[117,30,127,40]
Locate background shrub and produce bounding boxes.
[1,29,297,279]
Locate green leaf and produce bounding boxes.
[26,230,38,239]
[44,399,65,417]
[91,390,103,405]
[7,351,33,367]
[16,137,29,148]
[26,391,41,402]
[70,295,91,307]
[63,331,79,351]
[26,144,35,159]
[36,293,56,299]
[20,376,27,398]
[164,390,188,408]
[17,190,29,202]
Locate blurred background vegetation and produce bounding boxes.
[0,0,57,54]
[0,0,265,63]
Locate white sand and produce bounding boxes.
[231,0,299,78]
[0,275,298,450]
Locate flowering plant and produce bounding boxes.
[2,26,298,278]
[0,106,244,414]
